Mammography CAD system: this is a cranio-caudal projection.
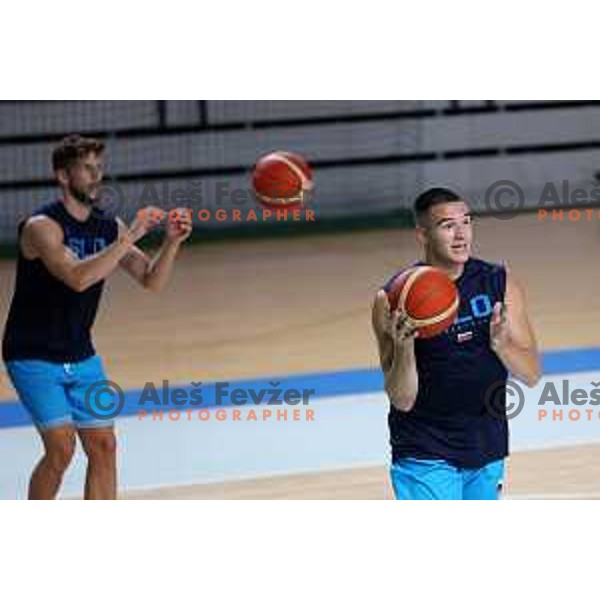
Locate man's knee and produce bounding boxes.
[44,431,76,472]
[82,431,117,464]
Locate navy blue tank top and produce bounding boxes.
[2,200,118,363]
[384,258,508,468]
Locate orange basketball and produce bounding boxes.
[387,266,459,339]
[252,151,313,210]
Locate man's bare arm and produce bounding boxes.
[22,206,163,293]
[372,290,419,411]
[118,209,192,292]
[490,273,541,387]
[22,216,133,292]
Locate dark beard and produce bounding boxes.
[68,183,96,207]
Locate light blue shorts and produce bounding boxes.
[390,457,505,500]
[5,355,114,430]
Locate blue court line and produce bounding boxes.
[1,346,600,430]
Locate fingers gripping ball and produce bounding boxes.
[252,151,313,210]
[387,266,459,339]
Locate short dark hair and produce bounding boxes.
[413,187,462,224]
[52,134,105,172]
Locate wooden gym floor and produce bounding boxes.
[1,211,599,498]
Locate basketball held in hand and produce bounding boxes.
[387,266,459,339]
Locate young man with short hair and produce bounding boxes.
[372,187,540,500]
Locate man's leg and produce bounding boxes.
[67,356,117,500]
[4,360,74,500]
[462,460,505,500]
[78,427,117,500]
[390,458,462,500]
[29,425,76,500]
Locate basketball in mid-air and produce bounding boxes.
[387,266,459,339]
[252,151,313,210]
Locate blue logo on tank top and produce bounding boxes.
[449,293,494,341]
[455,294,493,324]
[67,237,107,259]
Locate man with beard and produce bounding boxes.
[2,134,192,499]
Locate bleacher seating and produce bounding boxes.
[1,100,599,241]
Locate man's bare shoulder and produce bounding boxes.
[20,215,63,259]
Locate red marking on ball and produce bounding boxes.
[387,266,460,339]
